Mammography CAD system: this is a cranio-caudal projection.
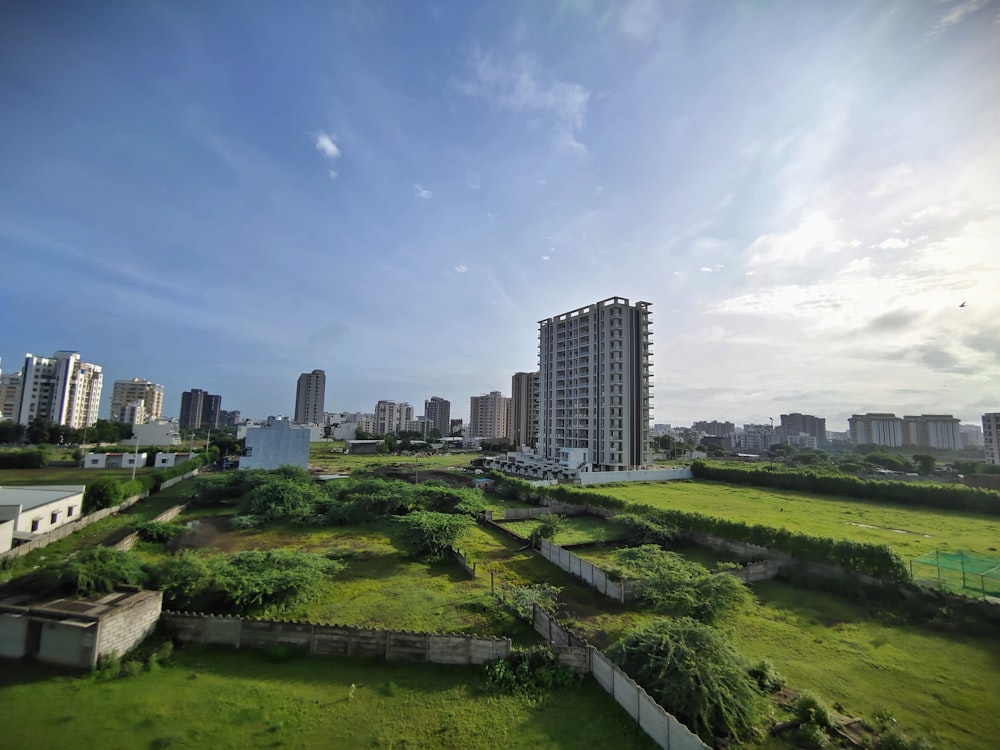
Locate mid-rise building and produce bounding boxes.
[511,372,539,449]
[983,413,1000,465]
[373,400,413,435]
[16,351,103,428]
[537,296,653,470]
[109,378,164,424]
[0,370,22,421]
[423,397,451,437]
[220,410,241,426]
[733,424,775,451]
[849,413,903,447]
[779,413,826,445]
[902,414,961,450]
[469,391,511,440]
[692,420,735,437]
[294,369,326,425]
[179,389,222,431]
[960,424,984,449]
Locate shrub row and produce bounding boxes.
[490,474,909,582]
[0,448,49,469]
[82,449,216,512]
[691,461,1000,516]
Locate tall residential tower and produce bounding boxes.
[294,369,326,424]
[16,351,103,428]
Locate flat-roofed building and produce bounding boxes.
[511,372,539,449]
[110,378,164,424]
[848,413,903,447]
[17,351,102,428]
[294,369,326,424]
[0,485,85,542]
[984,413,1000,465]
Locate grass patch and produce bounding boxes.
[307,445,480,475]
[501,516,630,546]
[0,466,160,486]
[0,645,658,749]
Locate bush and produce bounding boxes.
[530,515,564,546]
[798,720,831,749]
[43,547,146,596]
[206,549,344,614]
[747,659,785,693]
[795,691,832,729]
[393,511,475,559]
[135,521,185,543]
[607,617,767,743]
[84,477,124,513]
[484,647,580,695]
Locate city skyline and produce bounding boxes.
[2,2,998,429]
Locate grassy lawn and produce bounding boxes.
[0,645,658,750]
[0,465,160,485]
[576,481,1000,561]
[497,516,630,546]
[0,480,197,585]
[307,444,480,475]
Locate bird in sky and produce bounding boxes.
[959,302,967,307]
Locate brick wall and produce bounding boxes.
[96,590,163,662]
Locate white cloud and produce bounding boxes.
[465,171,481,190]
[617,0,664,39]
[933,0,992,34]
[875,237,910,250]
[541,255,550,261]
[314,131,342,177]
[700,267,713,273]
[457,50,590,154]
[414,184,432,199]
[838,256,874,274]
[744,211,842,269]
[454,265,468,273]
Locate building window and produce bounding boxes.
[67,506,75,518]
[31,519,40,532]
[50,511,59,524]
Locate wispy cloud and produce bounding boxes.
[456,50,590,154]
[454,264,467,273]
[933,0,992,34]
[414,184,432,199]
[314,131,342,178]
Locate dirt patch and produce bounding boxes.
[846,522,932,537]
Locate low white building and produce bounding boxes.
[154,452,193,468]
[0,519,14,554]
[83,452,147,469]
[0,485,85,544]
[130,420,182,446]
[241,419,310,470]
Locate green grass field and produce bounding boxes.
[577,480,1000,561]
[497,516,629,546]
[0,645,658,750]
[307,444,480,475]
[0,465,159,485]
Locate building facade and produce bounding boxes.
[848,413,903,447]
[983,413,1000,465]
[179,389,222,431]
[423,397,451,437]
[537,297,653,471]
[779,413,826,445]
[16,351,103,429]
[901,414,961,450]
[692,420,735,437]
[110,378,164,424]
[469,391,511,440]
[294,369,326,424]
[0,371,22,421]
[511,371,539,449]
[241,419,311,470]
[373,400,414,435]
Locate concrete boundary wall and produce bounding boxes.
[0,468,199,561]
[531,605,708,750]
[113,503,191,552]
[537,538,638,603]
[161,612,511,666]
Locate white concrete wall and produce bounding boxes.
[241,421,311,470]
[9,491,84,536]
[0,519,12,553]
[577,467,692,484]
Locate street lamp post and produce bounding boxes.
[131,433,140,481]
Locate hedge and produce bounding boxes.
[490,474,910,582]
[690,461,1000,516]
[0,448,49,469]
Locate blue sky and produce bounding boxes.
[2,0,998,430]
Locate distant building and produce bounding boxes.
[83,452,147,470]
[423,396,451,437]
[220,410,241,426]
[983,413,1000,465]
[240,419,310,470]
[0,370,23,421]
[450,418,464,436]
[469,391,511,441]
[779,413,826,445]
[16,351,103,428]
[154,451,192,468]
[511,372,539,449]
[294,370,326,425]
[373,400,413,436]
[960,424,984,449]
[537,297,653,471]
[733,424,775,451]
[179,389,222,430]
[902,414,961,450]
[692,420,735,437]
[131,420,182,446]
[109,378,164,424]
[849,413,903,447]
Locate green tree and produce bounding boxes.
[912,453,936,476]
[530,514,564,546]
[394,510,475,558]
[0,420,26,444]
[84,477,124,512]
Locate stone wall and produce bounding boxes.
[161,612,511,666]
[113,503,190,552]
[96,590,164,663]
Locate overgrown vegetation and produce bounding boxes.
[607,617,769,744]
[483,647,581,695]
[394,511,476,559]
[40,547,146,596]
[529,514,563,546]
[606,545,753,624]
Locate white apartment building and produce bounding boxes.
[537,296,653,471]
[469,391,511,440]
[733,424,775,451]
[960,424,984,449]
[423,396,451,437]
[373,400,413,435]
[0,370,22,421]
[849,413,903,447]
[17,351,103,429]
[902,414,961,450]
[110,378,164,424]
[294,369,326,424]
[983,413,1000,465]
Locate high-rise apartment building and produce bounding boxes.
[469,391,511,440]
[692,420,735,437]
[538,297,652,470]
[511,371,539,448]
[294,369,326,424]
[373,400,414,435]
[902,415,961,450]
[0,370,22,421]
[179,389,222,430]
[423,397,451,437]
[779,413,826,445]
[848,413,903,447]
[983,413,1000,465]
[110,378,164,424]
[16,351,103,428]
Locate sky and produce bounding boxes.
[1,0,998,431]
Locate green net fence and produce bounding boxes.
[910,550,1000,600]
